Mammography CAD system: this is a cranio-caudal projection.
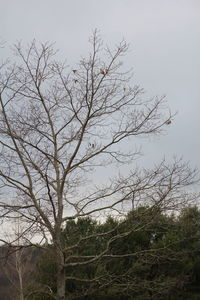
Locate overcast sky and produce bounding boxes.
[1,0,200,172]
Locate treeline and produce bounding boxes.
[27,205,200,300]
[1,206,200,300]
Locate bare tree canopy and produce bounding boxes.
[0,32,198,299]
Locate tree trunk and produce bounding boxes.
[16,250,25,300]
[56,246,66,300]
[19,290,24,300]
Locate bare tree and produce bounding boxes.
[2,246,26,300]
[0,221,37,300]
[0,32,197,299]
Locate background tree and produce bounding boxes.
[0,32,197,299]
[0,220,40,300]
[31,206,200,300]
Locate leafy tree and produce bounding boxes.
[32,206,200,300]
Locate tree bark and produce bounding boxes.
[16,249,25,300]
[56,245,65,300]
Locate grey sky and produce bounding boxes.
[1,0,200,171]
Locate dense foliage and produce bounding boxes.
[30,206,200,300]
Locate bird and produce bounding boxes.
[72,69,77,73]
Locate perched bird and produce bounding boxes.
[73,79,78,83]
[72,69,77,73]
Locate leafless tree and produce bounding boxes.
[0,221,37,300]
[2,246,26,300]
[0,31,197,299]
